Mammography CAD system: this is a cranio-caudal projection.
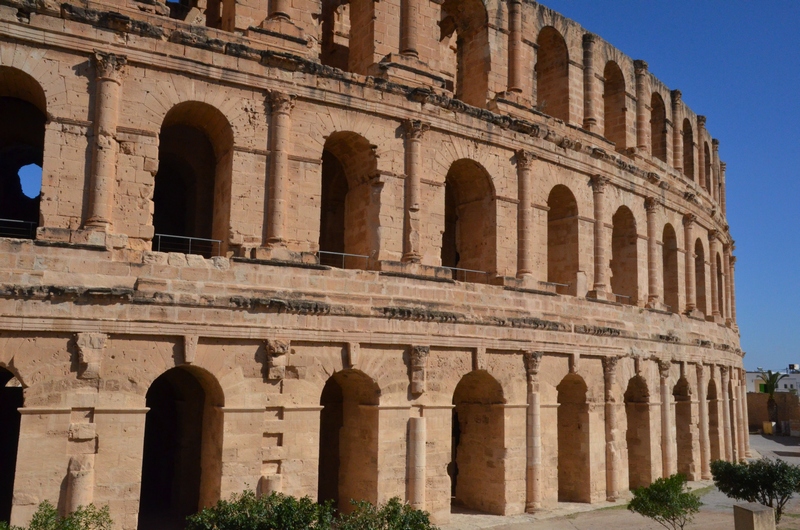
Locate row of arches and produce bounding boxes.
[0,361,744,526]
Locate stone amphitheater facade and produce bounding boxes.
[0,0,746,527]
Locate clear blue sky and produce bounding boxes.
[539,1,800,371]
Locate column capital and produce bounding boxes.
[602,356,619,378]
[93,50,127,82]
[582,33,597,46]
[695,362,706,380]
[410,345,430,395]
[633,59,648,75]
[269,91,296,114]
[403,119,430,140]
[670,89,682,105]
[720,364,730,381]
[682,213,696,226]
[720,161,727,172]
[697,115,707,128]
[730,255,737,266]
[591,174,609,193]
[658,359,671,379]
[712,138,720,149]
[516,150,537,170]
[708,229,720,242]
[644,196,660,213]
[524,350,543,380]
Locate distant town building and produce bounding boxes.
[747,366,800,393]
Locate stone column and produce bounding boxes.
[724,244,733,325]
[730,254,738,326]
[603,357,621,501]
[659,360,676,477]
[711,139,720,202]
[720,162,727,215]
[402,120,429,262]
[66,455,95,513]
[741,371,751,457]
[709,230,721,319]
[588,176,609,300]
[735,372,746,461]
[269,0,290,18]
[730,375,740,462]
[696,364,711,479]
[671,90,683,173]
[86,51,127,230]
[683,214,697,313]
[400,0,419,57]
[408,415,426,509]
[506,0,523,94]
[516,150,535,278]
[524,351,543,512]
[645,197,660,308]
[634,60,649,154]
[697,115,707,190]
[266,92,296,247]
[720,366,733,461]
[582,34,597,133]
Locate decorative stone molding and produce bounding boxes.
[269,91,296,114]
[633,59,648,75]
[345,342,359,369]
[590,174,609,193]
[523,350,543,382]
[697,115,707,127]
[265,339,290,380]
[183,335,198,364]
[683,213,696,227]
[403,119,429,140]
[75,332,107,380]
[515,149,536,170]
[409,345,430,395]
[671,89,682,104]
[93,50,127,82]
[658,359,671,379]
[602,356,619,401]
[644,196,660,213]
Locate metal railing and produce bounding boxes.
[318,250,370,270]
[154,233,221,258]
[613,293,632,305]
[441,265,490,284]
[0,218,36,239]
[539,280,570,294]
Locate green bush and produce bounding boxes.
[711,458,800,523]
[627,474,701,530]
[0,502,112,530]
[187,491,438,530]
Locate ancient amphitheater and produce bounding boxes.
[0,0,745,527]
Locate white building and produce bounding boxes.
[747,366,800,393]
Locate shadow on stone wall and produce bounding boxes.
[748,392,800,432]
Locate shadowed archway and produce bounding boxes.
[557,373,590,502]
[0,368,22,523]
[624,375,653,489]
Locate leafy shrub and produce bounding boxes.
[187,491,334,530]
[339,498,437,530]
[187,491,438,530]
[627,474,701,530]
[0,501,112,530]
[711,458,800,523]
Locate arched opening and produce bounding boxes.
[557,373,590,502]
[450,370,505,514]
[611,206,638,305]
[704,142,712,192]
[318,132,378,269]
[441,159,496,282]
[682,119,694,181]
[695,239,707,315]
[153,102,233,258]
[603,61,626,150]
[320,0,350,69]
[318,369,380,512]
[536,27,569,121]
[0,368,22,524]
[0,67,47,240]
[138,367,224,530]
[673,377,694,478]
[439,0,489,107]
[547,185,579,295]
[650,93,667,163]
[662,224,679,313]
[708,378,721,461]
[716,253,724,318]
[624,375,652,489]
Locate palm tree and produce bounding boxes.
[760,370,788,431]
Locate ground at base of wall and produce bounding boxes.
[442,434,800,529]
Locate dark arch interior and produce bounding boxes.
[673,377,693,477]
[624,375,652,489]
[662,224,679,313]
[547,185,579,295]
[557,374,590,502]
[320,0,350,69]
[317,370,379,512]
[153,124,217,256]
[139,368,216,530]
[650,93,667,162]
[0,97,45,239]
[0,368,22,523]
[450,371,504,514]
[536,26,569,121]
[695,239,707,314]
[319,150,349,267]
[682,119,694,180]
[603,61,626,150]
[610,206,638,305]
[439,0,489,107]
[708,379,721,461]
